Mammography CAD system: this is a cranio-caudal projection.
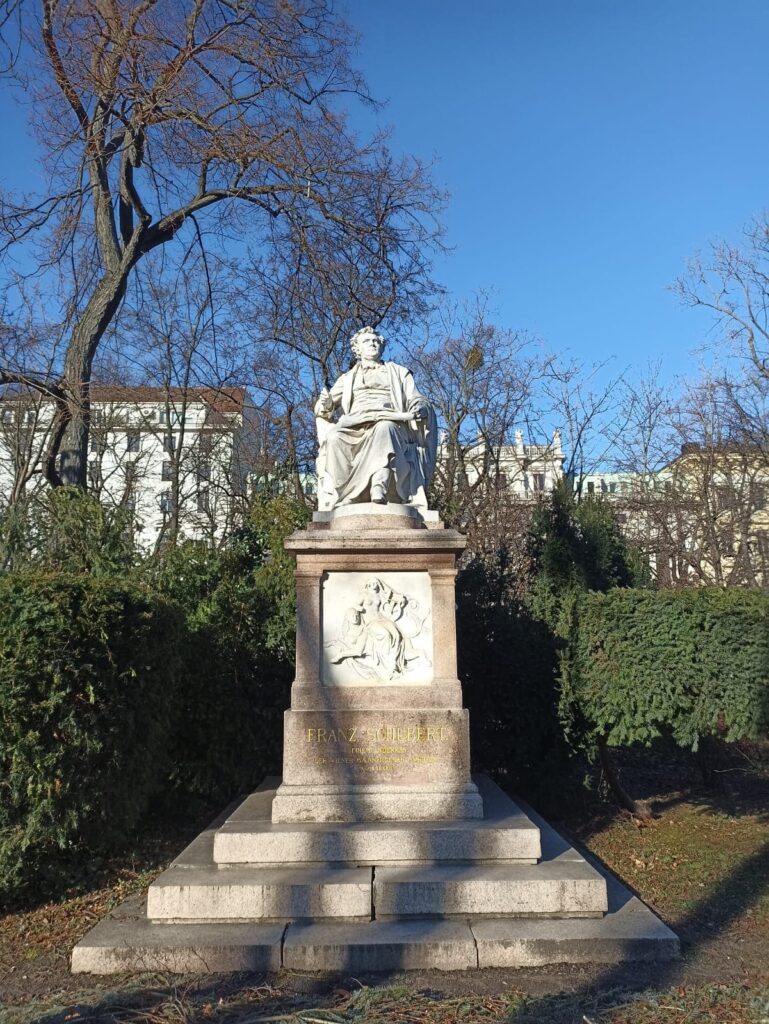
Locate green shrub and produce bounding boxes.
[152,494,309,805]
[1,487,137,576]
[0,572,182,899]
[457,551,573,803]
[528,481,649,625]
[571,588,769,751]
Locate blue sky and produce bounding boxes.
[1,1,768,381]
[346,0,769,378]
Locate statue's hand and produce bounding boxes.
[314,387,334,419]
[409,400,430,420]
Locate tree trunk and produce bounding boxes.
[284,407,307,506]
[597,735,653,821]
[55,271,131,488]
[58,409,89,487]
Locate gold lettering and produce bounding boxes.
[306,721,450,747]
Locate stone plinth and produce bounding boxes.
[213,775,542,865]
[271,509,482,823]
[71,777,680,973]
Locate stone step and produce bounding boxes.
[213,776,541,866]
[374,857,608,919]
[72,877,678,974]
[72,895,286,975]
[147,857,606,924]
[70,775,678,975]
[147,865,372,922]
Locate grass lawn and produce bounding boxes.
[2,747,768,1024]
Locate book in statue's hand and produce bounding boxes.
[337,410,414,429]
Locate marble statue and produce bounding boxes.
[314,327,438,510]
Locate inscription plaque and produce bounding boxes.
[282,710,471,788]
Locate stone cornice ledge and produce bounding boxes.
[284,529,467,554]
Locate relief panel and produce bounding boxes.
[321,571,433,686]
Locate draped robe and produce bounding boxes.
[315,360,437,508]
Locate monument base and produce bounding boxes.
[276,706,482,822]
[271,781,483,823]
[71,776,679,974]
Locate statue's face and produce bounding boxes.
[355,331,384,362]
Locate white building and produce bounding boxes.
[455,429,565,497]
[0,386,259,550]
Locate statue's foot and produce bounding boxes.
[370,483,387,504]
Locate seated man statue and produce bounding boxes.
[314,326,437,510]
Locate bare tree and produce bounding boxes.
[407,297,559,567]
[93,254,261,548]
[234,190,442,505]
[614,363,769,589]
[0,389,52,507]
[543,358,628,492]
[659,218,769,586]
[0,0,442,487]
[675,216,769,386]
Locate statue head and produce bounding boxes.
[350,326,386,362]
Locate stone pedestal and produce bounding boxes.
[271,506,483,823]
[72,775,680,974]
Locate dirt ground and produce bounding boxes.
[2,749,768,1024]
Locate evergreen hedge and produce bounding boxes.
[457,554,572,802]
[0,572,183,897]
[571,588,769,750]
[151,494,308,806]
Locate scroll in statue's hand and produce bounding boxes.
[337,410,415,429]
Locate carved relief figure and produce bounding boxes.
[325,577,431,682]
[314,326,438,510]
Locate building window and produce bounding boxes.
[127,430,140,452]
[23,408,36,426]
[161,461,173,481]
[199,433,212,457]
[587,481,595,495]
[198,463,211,482]
[753,485,767,511]
[719,525,735,551]
[714,486,733,512]
[160,407,182,427]
[163,434,175,452]
[756,532,769,560]
[1,407,14,424]
[197,488,210,513]
[609,482,617,494]
[160,491,175,513]
[89,431,106,454]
